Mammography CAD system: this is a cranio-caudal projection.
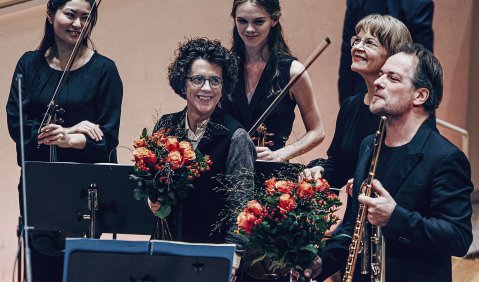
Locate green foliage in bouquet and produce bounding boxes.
[237,177,342,281]
[130,128,212,219]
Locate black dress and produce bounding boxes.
[6,50,123,282]
[223,54,296,150]
[309,93,380,189]
[7,51,123,165]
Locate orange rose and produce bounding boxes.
[133,138,147,148]
[178,141,192,153]
[133,147,157,165]
[237,211,257,234]
[276,180,294,194]
[182,149,196,164]
[315,178,330,192]
[246,200,264,216]
[264,178,276,195]
[166,150,183,169]
[298,180,315,199]
[278,193,296,213]
[165,137,179,151]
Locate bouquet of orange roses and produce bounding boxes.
[237,177,342,282]
[130,128,212,237]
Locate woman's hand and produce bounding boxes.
[345,178,354,196]
[299,166,324,181]
[38,124,74,148]
[256,146,284,162]
[67,120,103,141]
[303,255,323,279]
[147,198,161,214]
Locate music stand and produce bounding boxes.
[25,161,156,235]
[63,238,235,282]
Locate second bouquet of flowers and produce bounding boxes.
[237,177,342,282]
[130,128,212,238]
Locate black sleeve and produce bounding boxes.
[82,59,123,162]
[338,0,360,104]
[408,0,435,52]
[308,97,353,188]
[6,53,41,154]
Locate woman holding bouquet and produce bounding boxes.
[6,0,122,281]
[223,0,325,162]
[150,37,256,278]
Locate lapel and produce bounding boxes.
[157,108,188,139]
[355,136,374,192]
[383,120,433,197]
[197,107,230,152]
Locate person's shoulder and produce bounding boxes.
[17,50,40,64]
[426,127,464,156]
[340,93,365,113]
[217,108,245,131]
[91,52,117,68]
[154,110,185,133]
[289,60,305,77]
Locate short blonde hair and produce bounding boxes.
[355,14,412,55]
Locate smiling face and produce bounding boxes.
[234,1,277,50]
[350,30,388,80]
[48,0,92,48]
[370,53,420,118]
[186,59,223,122]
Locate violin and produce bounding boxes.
[37,0,102,161]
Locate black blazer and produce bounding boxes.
[319,120,473,282]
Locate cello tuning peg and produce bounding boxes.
[56,118,64,124]
[56,107,65,114]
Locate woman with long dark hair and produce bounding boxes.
[223,0,325,162]
[6,0,122,280]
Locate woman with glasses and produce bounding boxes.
[303,15,412,191]
[223,0,325,162]
[150,37,256,279]
[299,14,412,281]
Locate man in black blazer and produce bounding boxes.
[338,0,435,104]
[308,43,473,281]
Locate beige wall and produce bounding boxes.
[0,0,476,280]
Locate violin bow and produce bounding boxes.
[38,0,102,135]
[248,37,331,136]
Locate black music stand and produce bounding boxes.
[63,238,234,282]
[24,161,156,235]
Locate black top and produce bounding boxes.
[6,50,123,164]
[318,120,473,282]
[154,107,255,251]
[222,54,296,150]
[309,93,380,189]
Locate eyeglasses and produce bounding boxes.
[187,75,223,88]
[350,35,381,50]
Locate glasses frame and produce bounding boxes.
[350,35,382,50]
[186,75,223,89]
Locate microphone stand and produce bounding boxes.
[17,74,33,282]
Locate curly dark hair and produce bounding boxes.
[168,38,238,100]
